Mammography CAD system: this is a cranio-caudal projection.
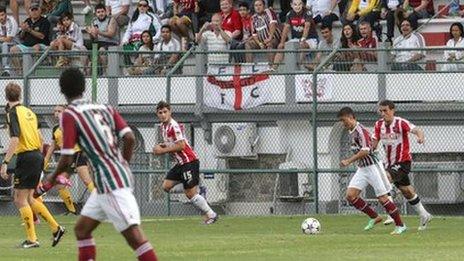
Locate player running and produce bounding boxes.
[48,68,157,261]
[153,101,218,225]
[1,83,65,248]
[338,107,406,235]
[373,100,432,231]
[35,104,95,215]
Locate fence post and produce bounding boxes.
[107,46,120,107]
[284,41,298,105]
[377,43,389,100]
[311,71,319,214]
[91,43,98,103]
[22,55,33,106]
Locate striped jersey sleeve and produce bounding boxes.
[60,111,78,156]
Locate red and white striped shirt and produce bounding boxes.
[349,122,376,168]
[373,116,416,167]
[161,119,198,165]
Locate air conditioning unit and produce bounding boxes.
[411,162,464,203]
[278,161,311,198]
[200,159,229,204]
[213,123,258,157]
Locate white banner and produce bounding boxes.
[204,64,272,111]
[295,74,333,102]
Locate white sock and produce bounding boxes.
[190,194,215,217]
[408,194,429,216]
[387,195,394,202]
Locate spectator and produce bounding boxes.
[306,0,339,27]
[245,0,281,64]
[278,0,318,68]
[442,22,464,72]
[306,24,339,70]
[269,0,291,22]
[50,12,84,67]
[10,3,50,75]
[0,6,18,76]
[220,0,242,41]
[106,0,131,27]
[238,1,252,44]
[391,18,425,71]
[335,22,361,71]
[122,0,161,50]
[357,21,378,63]
[346,0,381,38]
[170,0,199,44]
[128,30,154,75]
[397,0,434,26]
[198,0,221,29]
[9,0,31,24]
[46,0,73,32]
[380,0,402,43]
[196,13,231,65]
[148,24,181,75]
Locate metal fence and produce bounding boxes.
[1,45,464,217]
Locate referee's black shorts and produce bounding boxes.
[14,150,43,189]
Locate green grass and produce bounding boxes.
[0,215,463,261]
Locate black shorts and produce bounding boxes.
[14,150,43,189]
[387,161,411,187]
[165,160,200,189]
[71,152,88,169]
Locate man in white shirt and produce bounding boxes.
[105,0,131,27]
[306,0,339,27]
[196,13,231,66]
[0,6,18,76]
[146,24,180,75]
[392,18,426,71]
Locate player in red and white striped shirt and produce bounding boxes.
[373,100,432,231]
[153,101,218,225]
[338,107,406,235]
[49,68,157,261]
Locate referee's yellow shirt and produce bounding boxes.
[52,125,81,152]
[6,104,41,154]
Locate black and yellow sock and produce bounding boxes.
[58,188,76,214]
[30,200,59,233]
[19,206,37,242]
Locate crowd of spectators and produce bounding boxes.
[0,0,463,76]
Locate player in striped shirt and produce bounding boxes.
[153,101,218,225]
[338,107,406,235]
[373,100,432,230]
[48,68,157,261]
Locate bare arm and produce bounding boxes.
[121,131,135,162]
[153,140,186,155]
[98,17,117,38]
[43,141,56,170]
[411,127,425,144]
[341,150,370,167]
[408,52,424,62]
[413,0,429,12]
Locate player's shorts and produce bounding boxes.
[81,188,141,232]
[71,152,89,169]
[387,161,411,187]
[14,150,43,189]
[165,160,200,189]
[348,161,389,197]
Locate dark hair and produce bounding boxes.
[5,82,21,102]
[340,23,360,48]
[141,30,154,49]
[320,24,332,31]
[156,101,171,111]
[60,68,86,99]
[449,22,464,40]
[337,107,355,118]
[95,3,106,11]
[378,99,395,110]
[0,6,6,13]
[401,17,418,31]
[59,11,73,22]
[161,24,172,32]
[238,1,249,9]
[253,0,266,5]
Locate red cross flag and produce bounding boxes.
[204,64,272,111]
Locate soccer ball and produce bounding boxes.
[301,218,321,235]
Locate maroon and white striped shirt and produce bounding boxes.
[373,116,415,167]
[251,8,281,43]
[349,122,377,168]
[61,99,133,194]
[161,118,198,165]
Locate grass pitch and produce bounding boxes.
[0,215,463,261]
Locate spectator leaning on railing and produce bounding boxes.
[0,6,18,76]
[50,12,85,67]
[442,22,464,72]
[10,3,50,75]
[196,13,231,66]
[391,18,425,71]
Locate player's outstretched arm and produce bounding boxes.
[0,137,19,180]
[121,131,135,163]
[340,150,369,167]
[411,127,425,144]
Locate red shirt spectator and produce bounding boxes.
[220,0,242,39]
[241,14,252,41]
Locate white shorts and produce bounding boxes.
[81,188,141,232]
[348,162,390,197]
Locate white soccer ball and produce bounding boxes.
[301,218,321,235]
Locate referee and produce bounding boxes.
[0,83,65,248]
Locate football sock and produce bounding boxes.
[86,181,95,192]
[408,194,428,216]
[350,197,378,219]
[190,194,215,217]
[58,188,76,213]
[30,200,59,233]
[135,241,158,261]
[78,237,96,261]
[383,200,403,226]
[387,195,394,202]
[19,206,37,242]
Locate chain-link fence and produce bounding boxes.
[1,45,463,217]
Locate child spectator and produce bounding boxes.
[50,12,85,67]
